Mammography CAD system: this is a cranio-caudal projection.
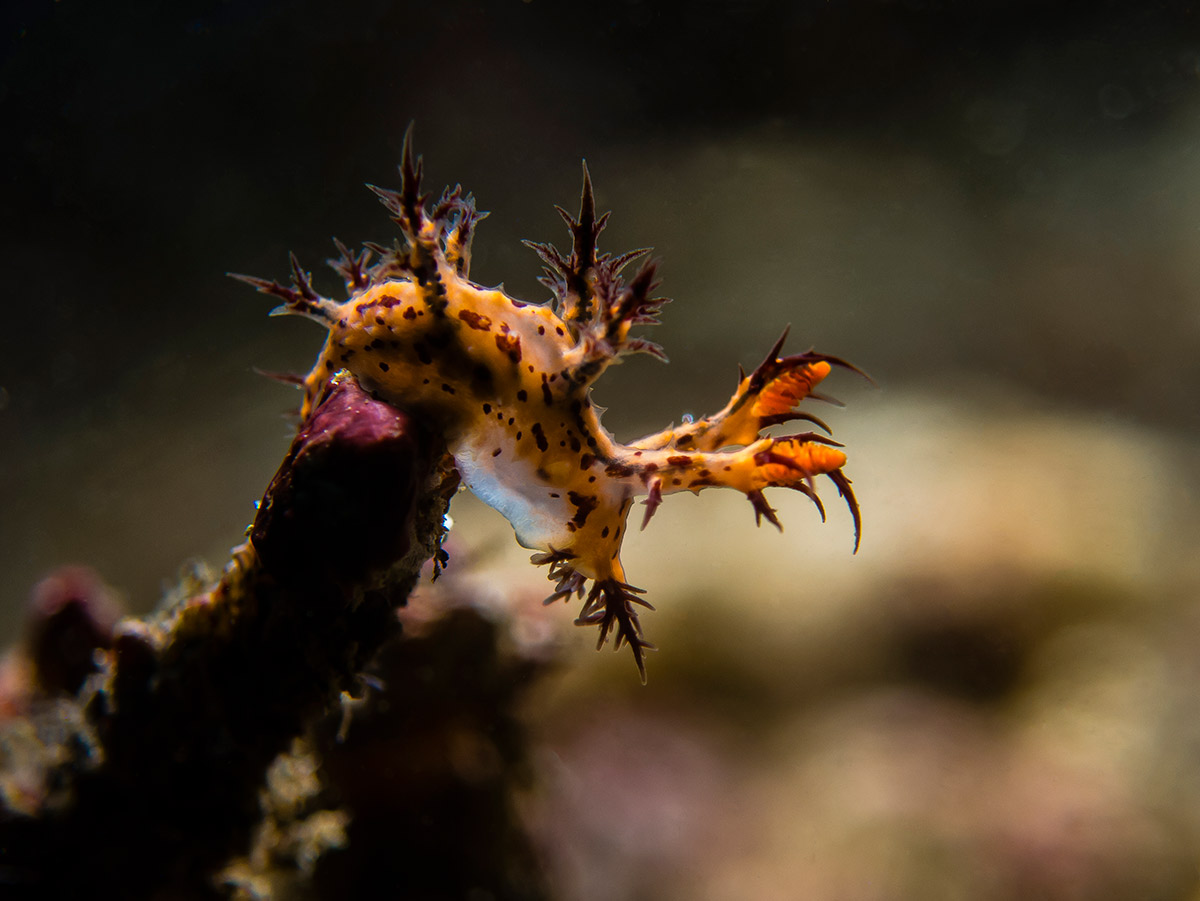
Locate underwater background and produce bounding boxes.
[4,1,1200,898]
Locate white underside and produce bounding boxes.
[451,434,569,551]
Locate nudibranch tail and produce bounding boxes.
[242,126,865,679]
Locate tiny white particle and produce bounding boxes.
[443,514,455,531]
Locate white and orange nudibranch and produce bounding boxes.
[236,128,865,679]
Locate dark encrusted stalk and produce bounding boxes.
[0,375,452,900]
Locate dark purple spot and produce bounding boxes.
[458,310,492,330]
[495,331,522,363]
[567,491,599,527]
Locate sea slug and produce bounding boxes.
[236,129,863,679]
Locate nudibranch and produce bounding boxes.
[236,129,863,680]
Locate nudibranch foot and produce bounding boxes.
[239,125,864,679]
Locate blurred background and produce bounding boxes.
[4,1,1200,898]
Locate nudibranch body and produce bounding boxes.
[238,131,863,679]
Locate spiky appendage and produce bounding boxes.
[531,548,586,605]
[630,326,867,551]
[238,126,865,679]
[524,164,668,385]
[576,579,655,683]
[532,552,656,681]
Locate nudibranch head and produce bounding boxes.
[236,126,865,680]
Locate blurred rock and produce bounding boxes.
[26,566,121,697]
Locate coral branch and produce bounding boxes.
[0,376,454,898]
